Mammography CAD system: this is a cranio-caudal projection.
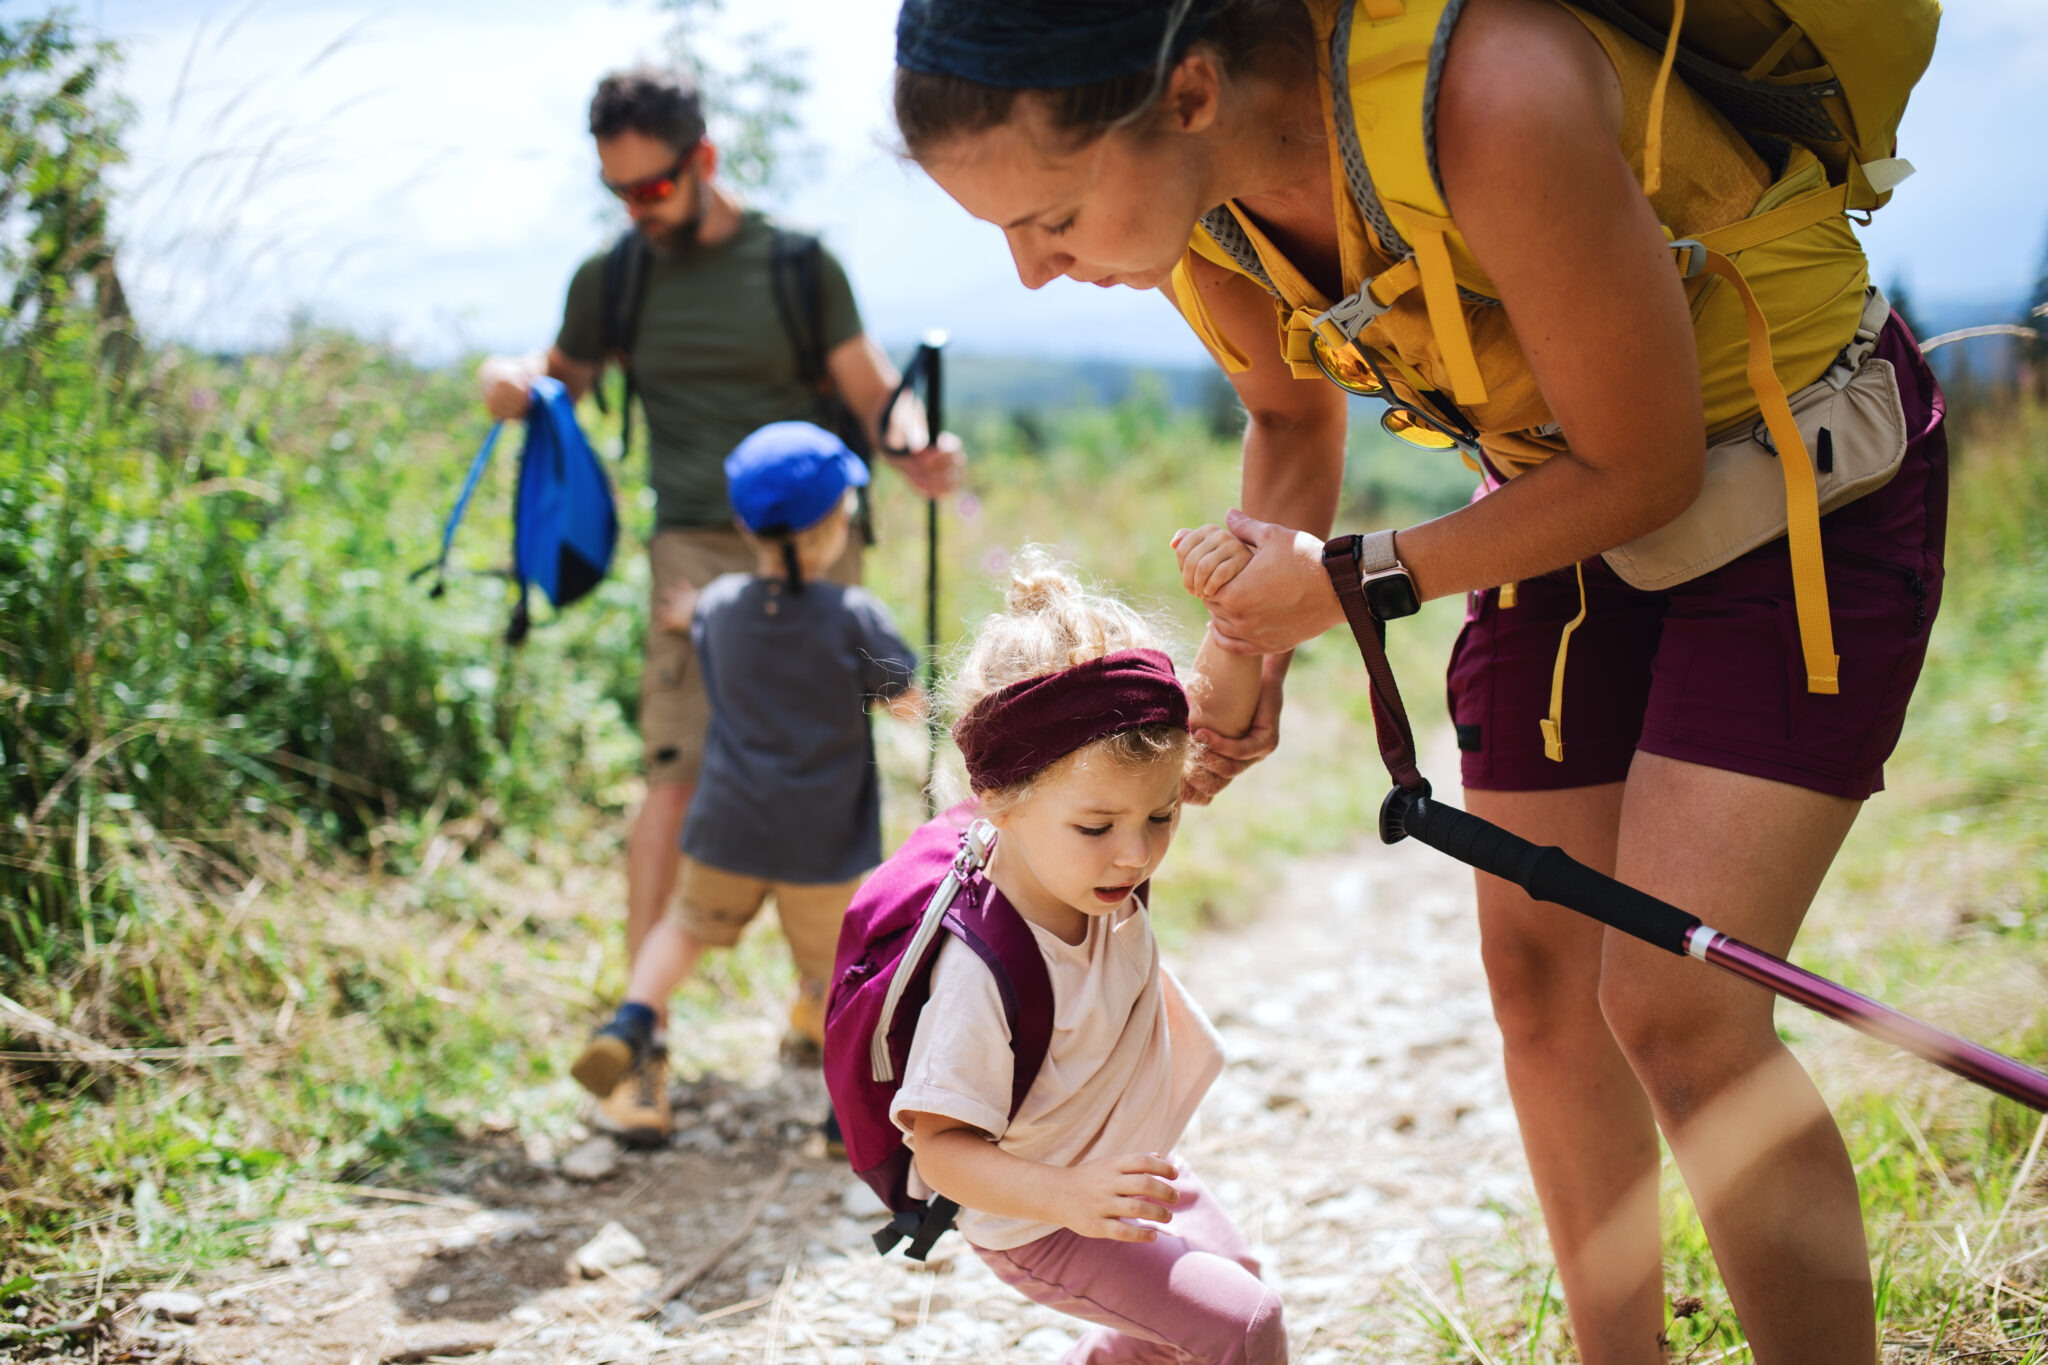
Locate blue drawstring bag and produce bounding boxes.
[415,376,619,643]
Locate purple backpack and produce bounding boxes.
[823,803,1054,1260]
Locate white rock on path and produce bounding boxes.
[559,1136,622,1182]
[570,1220,648,1278]
[136,1290,205,1323]
[260,1221,307,1267]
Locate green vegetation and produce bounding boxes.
[0,31,1436,1310]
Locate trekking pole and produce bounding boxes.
[1319,537,2048,1113]
[880,332,949,817]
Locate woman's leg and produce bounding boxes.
[1467,783,1667,1365]
[1600,752,1869,1363]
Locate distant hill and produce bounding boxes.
[936,352,1227,416]
[923,286,2042,422]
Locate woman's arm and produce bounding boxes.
[1402,0,1705,601]
[1204,0,1710,654]
[907,1111,1179,1244]
[1161,261,1348,779]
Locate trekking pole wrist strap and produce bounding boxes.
[1322,535,1428,796]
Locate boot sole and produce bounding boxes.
[571,1035,635,1098]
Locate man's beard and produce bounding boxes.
[641,173,705,255]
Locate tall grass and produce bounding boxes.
[0,290,1462,1307]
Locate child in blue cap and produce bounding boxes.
[573,422,926,1142]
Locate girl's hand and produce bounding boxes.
[1187,661,1285,803]
[1050,1152,1181,1242]
[1205,510,1347,655]
[1172,524,1253,601]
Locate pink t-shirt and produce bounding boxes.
[889,898,1225,1250]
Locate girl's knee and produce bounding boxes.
[1240,1288,1288,1365]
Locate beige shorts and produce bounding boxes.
[673,857,867,986]
[640,525,861,787]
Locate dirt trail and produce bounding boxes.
[166,799,1531,1364]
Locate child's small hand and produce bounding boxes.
[1172,524,1253,602]
[1051,1151,1180,1242]
[654,580,700,635]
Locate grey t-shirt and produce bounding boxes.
[682,574,919,883]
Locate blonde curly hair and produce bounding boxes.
[947,548,1189,812]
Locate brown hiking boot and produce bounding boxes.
[781,979,828,1068]
[592,1046,671,1149]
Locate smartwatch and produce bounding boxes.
[1353,529,1421,621]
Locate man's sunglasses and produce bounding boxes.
[602,146,700,208]
[1310,331,1481,453]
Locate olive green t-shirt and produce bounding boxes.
[556,212,864,528]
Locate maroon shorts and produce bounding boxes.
[1447,315,1949,800]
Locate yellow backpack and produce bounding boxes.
[1173,0,1938,735]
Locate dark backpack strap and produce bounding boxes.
[944,879,1056,1121]
[769,229,826,385]
[599,230,650,458]
[771,228,876,543]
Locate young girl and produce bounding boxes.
[887,551,1280,1365]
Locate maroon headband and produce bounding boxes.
[953,648,1189,792]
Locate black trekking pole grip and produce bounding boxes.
[1396,790,1702,957]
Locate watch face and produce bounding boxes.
[1364,572,1421,620]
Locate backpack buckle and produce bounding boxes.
[1311,287,1392,345]
[1669,238,1708,281]
[871,1197,960,1260]
[953,819,997,876]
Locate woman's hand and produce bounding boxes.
[1204,510,1345,655]
[1048,1152,1180,1242]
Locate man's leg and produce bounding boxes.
[635,527,754,983]
[627,781,693,972]
[1601,752,1870,1364]
[1466,783,1667,1365]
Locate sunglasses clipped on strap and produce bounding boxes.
[1309,332,1482,454]
[601,143,702,208]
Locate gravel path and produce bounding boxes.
[162,807,1535,1364]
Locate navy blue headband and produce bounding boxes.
[895,0,1220,90]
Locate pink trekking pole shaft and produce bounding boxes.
[1389,786,2048,1112]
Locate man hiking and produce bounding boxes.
[477,67,963,1142]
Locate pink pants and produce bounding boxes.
[974,1165,1287,1364]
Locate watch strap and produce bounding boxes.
[1357,528,1401,576]
[1321,536,1427,792]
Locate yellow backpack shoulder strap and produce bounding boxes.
[1170,218,1266,373]
[1337,0,1492,406]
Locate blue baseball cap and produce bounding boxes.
[724,421,870,534]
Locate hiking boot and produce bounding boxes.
[592,1046,671,1149]
[570,1003,657,1099]
[781,979,828,1068]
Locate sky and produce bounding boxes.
[72,0,2048,365]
